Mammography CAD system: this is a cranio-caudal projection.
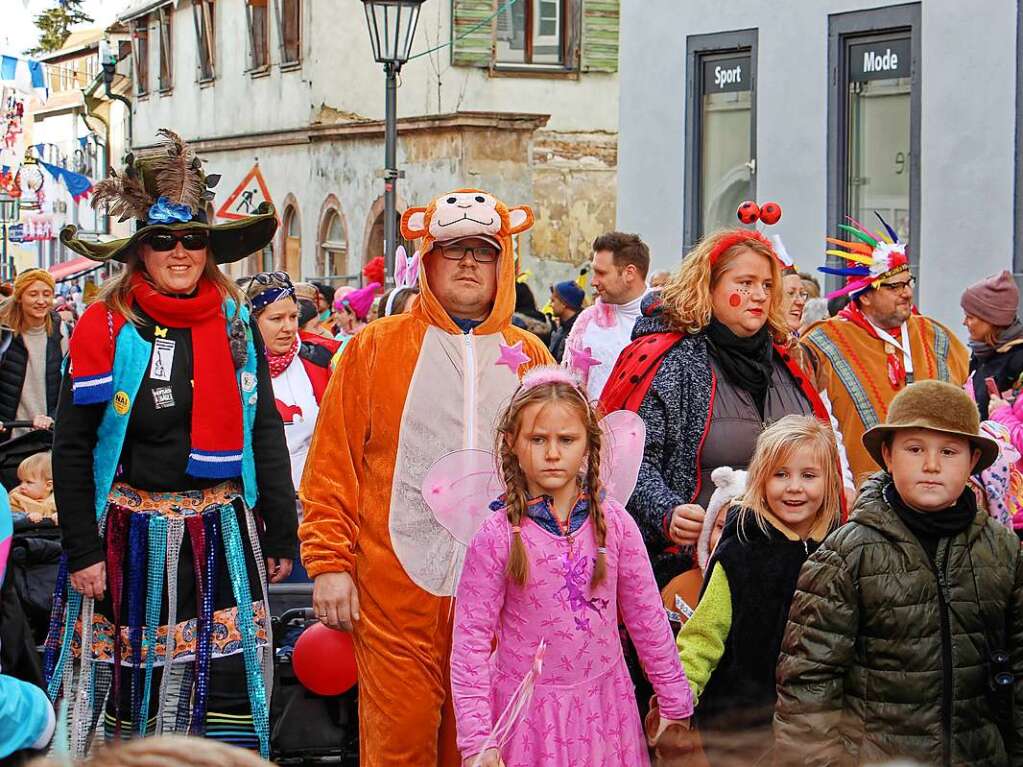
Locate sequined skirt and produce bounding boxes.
[44,481,274,757]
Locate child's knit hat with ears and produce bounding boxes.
[698,466,747,569]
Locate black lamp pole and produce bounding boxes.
[361,0,426,287]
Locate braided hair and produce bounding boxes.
[495,378,608,588]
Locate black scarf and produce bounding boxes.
[705,316,774,417]
[884,482,977,564]
[969,318,1023,362]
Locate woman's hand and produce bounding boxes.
[463,749,504,767]
[669,504,706,546]
[266,557,292,583]
[70,561,106,600]
[32,415,53,430]
[313,571,360,631]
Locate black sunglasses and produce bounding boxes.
[143,230,210,252]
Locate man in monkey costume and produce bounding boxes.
[299,189,553,766]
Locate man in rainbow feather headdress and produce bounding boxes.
[299,189,553,767]
[801,215,968,484]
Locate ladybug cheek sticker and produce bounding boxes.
[728,293,742,308]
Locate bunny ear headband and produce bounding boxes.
[384,245,421,316]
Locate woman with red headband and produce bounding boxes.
[600,223,837,590]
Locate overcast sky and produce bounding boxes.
[2,0,128,57]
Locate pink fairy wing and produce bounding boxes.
[599,410,646,505]
[422,449,503,545]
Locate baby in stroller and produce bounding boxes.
[9,451,55,525]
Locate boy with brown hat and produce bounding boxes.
[774,380,1023,766]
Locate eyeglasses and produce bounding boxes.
[438,245,499,264]
[785,288,810,301]
[143,230,209,252]
[877,276,916,292]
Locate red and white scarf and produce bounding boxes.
[69,273,244,479]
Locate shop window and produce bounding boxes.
[828,5,919,281]
[193,0,216,81]
[496,0,565,66]
[318,210,349,281]
[684,30,757,249]
[132,18,149,95]
[276,0,301,65]
[246,0,271,72]
[157,6,173,92]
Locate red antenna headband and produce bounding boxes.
[708,200,784,265]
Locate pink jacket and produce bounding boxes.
[451,499,692,765]
[988,397,1023,457]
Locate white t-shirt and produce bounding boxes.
[271,354,320,491]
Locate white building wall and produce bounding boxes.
[129,0,620,288]
[132,0,619,141]
[617,0,1017,332]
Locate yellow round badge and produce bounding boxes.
[113,391,131,415]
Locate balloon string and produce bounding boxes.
[470,639,546,767]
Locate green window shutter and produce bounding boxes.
[580,0,618,73]
[451,0,494,67]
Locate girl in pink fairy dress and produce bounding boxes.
[448,367,693,766]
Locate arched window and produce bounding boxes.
[283,205,301,278]
[318,209,349,281]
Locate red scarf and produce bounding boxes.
[69,274,244,480]
[267,337,300,378]
[838,302,907,389]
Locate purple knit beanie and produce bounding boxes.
[961,270,1019,327]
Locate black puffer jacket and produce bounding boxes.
[970,339,1023,420]
[775,474,1023,767]
[0,317,64,428]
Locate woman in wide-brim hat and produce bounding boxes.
[48,130,297,758]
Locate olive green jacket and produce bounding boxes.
[774,473,1023,767]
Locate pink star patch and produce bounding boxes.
[495,340,530,373]
[568,345,601,376]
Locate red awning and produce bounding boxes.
[48,255,101,282]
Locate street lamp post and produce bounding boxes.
[360,0,426,286]
[0,194,21,281]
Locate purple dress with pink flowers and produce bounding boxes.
[451,497,693,766]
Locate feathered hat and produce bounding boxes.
[770,235,798,276]
[818,213,908,300]
[59,129,277,264]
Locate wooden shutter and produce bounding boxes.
[580,0,618,73]
[451,0,494,68]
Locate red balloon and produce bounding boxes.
[760,202,782,225]
[737,201,760,225]
[293,622,358,696]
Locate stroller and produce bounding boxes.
[269,580,360,764]
[0,426,59,687]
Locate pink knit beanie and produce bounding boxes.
[961,270,1019,327]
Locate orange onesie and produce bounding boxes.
[299,190,553,767]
